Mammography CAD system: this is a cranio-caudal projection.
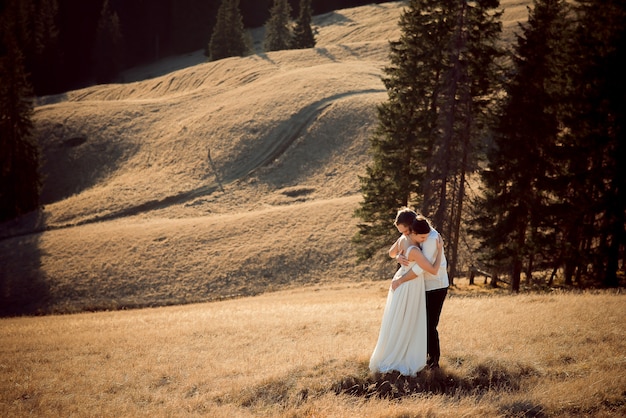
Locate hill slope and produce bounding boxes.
[1,1,530,315]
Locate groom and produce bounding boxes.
[393,208,449,369]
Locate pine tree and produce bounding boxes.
[208,0,248,61]
[354,0,503,277]
[172,0,219,55]
[291,0,315,49]
[0,5,41,222]
[559,0,626,287]
[31,0,63,95]
[263,0,292,52]
[93,0,124,84]
[354,0,452,260]
[474,0,572,291]
[207,0,229,59]
[421,0,503,280]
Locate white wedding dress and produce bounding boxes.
[369,246,427,376]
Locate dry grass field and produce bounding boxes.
[1,284,625,417]
[2,1,625,416]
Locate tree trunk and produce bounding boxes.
[525,257,533,285]
[491,271,499,288]
[548,264,558,286]
[526,231,535,285]
[564,260,574,285]
[511,260,521,292]
[603,186,623,287]
[449,127,469,284]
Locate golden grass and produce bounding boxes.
[1,196,392,315]
[10,3,624,416]
[1,284,624,417]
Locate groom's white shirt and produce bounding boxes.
[412,228,449,291]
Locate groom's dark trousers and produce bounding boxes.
[425,287,448,367]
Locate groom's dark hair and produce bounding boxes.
[411,215,432,234]
[394,207,417,227]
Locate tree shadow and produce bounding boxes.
[314,47,338,62]
[36,124,134,205]
[314,11,354,29]
[255,53,276,65]
[337,44,363,59]
[33,91,137,206]
[0,210,51,316]
[34,92,68,106]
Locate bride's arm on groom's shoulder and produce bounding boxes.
[388,235,404,258]
[390,235,411,266]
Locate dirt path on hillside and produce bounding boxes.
[227,89,382,180]
[69,89,382,223]
[1,89,382,240]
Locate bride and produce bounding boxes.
[369,214,443,376]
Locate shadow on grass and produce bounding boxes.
[226,359,545,417]
[334,361,538,400]
[0,210,50,316]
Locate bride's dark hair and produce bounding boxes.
[410,215,432,235]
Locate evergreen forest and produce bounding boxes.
[354,0,625,290]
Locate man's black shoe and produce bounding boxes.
[426,362,439,370]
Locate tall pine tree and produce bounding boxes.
[474,0,572,291]
[354,0,502,280]
[291,0,315,49]
[263,0,292,52]
[0,3,41,222]
[354,0,454,261]
[93,0,124,84]
[421,0,503,280]
[32,0,63,95]
[559,0,626,287]
[208,0,248,61]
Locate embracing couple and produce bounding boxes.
[369,208,449,376]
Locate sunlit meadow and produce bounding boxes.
[2,2,624,417]
[2,284,624,417]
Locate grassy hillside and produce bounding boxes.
[2,1,531,315]
[1,3,625,417]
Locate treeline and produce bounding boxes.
[0,0,392,96]
[0,0,381,222]
[354,0,625,290]
[207,0,316,61]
